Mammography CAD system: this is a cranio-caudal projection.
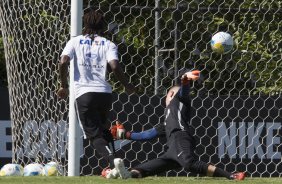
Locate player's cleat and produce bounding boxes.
[101,168,111,178]
[230,172,245,180]
[114,158,131,179]
[101,167,119,179]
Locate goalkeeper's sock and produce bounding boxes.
[213,167,232,179]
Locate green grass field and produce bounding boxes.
[0,176,281,184]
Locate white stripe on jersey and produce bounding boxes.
[178,102,184,130]
[164,109,170,126]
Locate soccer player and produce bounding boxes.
[57,8,135,175]
[110,70,245,180]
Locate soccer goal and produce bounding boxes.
[0,0,281,177]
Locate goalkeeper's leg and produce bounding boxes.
[131,157,179,178]
[206,165,245,180]
[171,132,245,180]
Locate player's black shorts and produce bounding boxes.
[75,92,112,139]
[132,131,197,177]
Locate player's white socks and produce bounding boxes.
[114,158,131,179]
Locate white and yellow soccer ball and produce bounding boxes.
[211,32,234,54]
[23,163,43,176]
[0,163,23,176]
[42,161,58,176]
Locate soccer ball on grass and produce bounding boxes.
[211,32,234,54]
[23,163,43,176]
[0,163,23,176]
[42,161,58,176]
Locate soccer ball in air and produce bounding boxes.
[0,163,23,176]
[211,32,234,54]
[42,161,58,176]
[23,163,43,176]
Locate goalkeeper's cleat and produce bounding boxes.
[230,172,245,180]
[101,168,119,179]
[114,158,131,179]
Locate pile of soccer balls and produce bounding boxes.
[0,161,58,176]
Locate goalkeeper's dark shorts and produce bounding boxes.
[75,92,112,140]
[132,131,208,177]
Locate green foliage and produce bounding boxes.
[0,0,281,95]
[107,0,282,95]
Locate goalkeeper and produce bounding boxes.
[110,70,245,180]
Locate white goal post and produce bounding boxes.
[68,0,82,176]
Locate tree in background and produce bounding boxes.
[102,0,282,96]
[0,0,281,95]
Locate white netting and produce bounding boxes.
[0,0,281,177]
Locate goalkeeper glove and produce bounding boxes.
[110,121,131,140]
[181,70,200,85]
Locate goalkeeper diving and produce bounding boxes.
[105,70,245,180]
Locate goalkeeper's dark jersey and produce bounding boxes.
[130,84,192,141]
[155,85,192,140]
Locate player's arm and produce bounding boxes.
[57,39,74,99]
[178,70,200,102]
[59,55,70,88]
[57,55,70,99]
[107,42,135,94]
[108,60,135,94]
[111,122,165,141]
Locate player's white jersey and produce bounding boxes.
[61,34,118,98]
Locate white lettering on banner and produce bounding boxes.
[218,122,282,159]
[0,120,83,158]
[0,121,12,157]
[266,123,281,158]
[218,122,237,158]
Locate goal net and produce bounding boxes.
[0,0,281,177]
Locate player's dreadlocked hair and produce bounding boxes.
[82,8,106,36]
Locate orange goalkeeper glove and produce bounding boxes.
[181,70,200,85]
[110,121,131,140]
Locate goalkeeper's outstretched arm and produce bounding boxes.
[131,123,166,140]
[177,70,200,104]
[111,122,165,141]
[129,128,159,141]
